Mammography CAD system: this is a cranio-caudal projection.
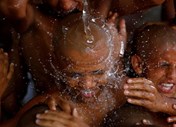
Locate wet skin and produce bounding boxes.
[103,103,170,127]
[0,12,126,127]
[34,13,126,127]
[124,24,176,125]
[0,0,166,124]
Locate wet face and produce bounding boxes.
[57,38,114,102]
[144,44,176,98]
[61,58,111,101]
[53,13,121,102]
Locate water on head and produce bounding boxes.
[51,13,123,85]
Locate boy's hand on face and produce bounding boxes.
[0,49,14,97]
[124,78,166,112]
[36,108,89,127]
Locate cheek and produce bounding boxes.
[94,75,108,84]
[145,68,166,84]
[66,78,79,87]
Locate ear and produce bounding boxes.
[131,54,143,75]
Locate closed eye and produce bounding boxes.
[92,70,105,75]
[69,72,83,79]
[158,61,170,67]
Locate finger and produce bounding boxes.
[45,95,73,114]
[174,124,176,127]
[124,83,156,93]
[37,110,72,120]
[36,111,72,125]
[124,90,154,100]
[7,63,14,81]
[36,119,65,127]
[142,119,153,125]
[0,49,3,70]
[118,19,127,41]
[107,12,118,25]
[3,53,8,75]
[46,97,57,110]
[127,98,151,107]
[0,48,3,54]
[0,79,6,97]
[173,104,176,110]
[72,108,79,118]
[57,99,73,114]
[167,116,176,123]
[127,78,153,85]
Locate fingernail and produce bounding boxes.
[51,106,56,111]
[167,118,171,122]
[36,119,40,124]
[124,90,129,95]
[124,85,128,89]
[173,104,176,109]
[44,110,48,113]
[127,99,132,102]
[73,108,78,117]
[127,79,132,83]
[36,114,40,118]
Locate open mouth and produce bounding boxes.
[158,82,175,93]
[81,89,95,98]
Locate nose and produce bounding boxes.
[79,75,96,89]
[166,65,176,80]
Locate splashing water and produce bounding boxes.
[82,0,94,43]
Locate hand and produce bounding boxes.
[36,108,89,127]
[135,119,153,126]
[124,78,167,112]
[36,94,89,127]
[44,93,75,114]
[167,104,176,127]
[0,49,14,97]
[106,12,127,57]
[0,0,28,20]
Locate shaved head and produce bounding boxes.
[53,13,117,69]
[133,23,176,60]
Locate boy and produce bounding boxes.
[0,12,127,127]
[124,23,176,125]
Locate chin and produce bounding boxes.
[74,90,101,104]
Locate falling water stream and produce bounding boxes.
[82,0,94,43]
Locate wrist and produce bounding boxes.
[160,96,176,115]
